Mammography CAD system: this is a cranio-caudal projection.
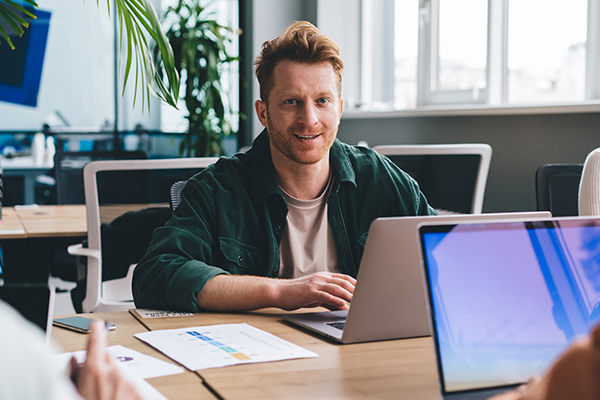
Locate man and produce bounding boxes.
[132,21,436,313]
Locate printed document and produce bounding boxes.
[135,323,318,370]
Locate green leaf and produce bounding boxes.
[4,0,37,19]
[0,15,15,49]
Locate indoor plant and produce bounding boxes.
[0,0,180,109]
[157,0,239,157]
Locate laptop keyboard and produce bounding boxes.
[326,321,346,331]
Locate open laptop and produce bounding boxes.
[418,216,600,399]
[0,283,55,345]
[282,211,551,344]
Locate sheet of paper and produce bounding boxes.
[55,345,180,400]
[135,323,318,371]
[134,308,194,318]
[55,345,184,379]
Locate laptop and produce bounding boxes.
[282,211,551,344]
[0,283,55,345]
[418,216,600,399]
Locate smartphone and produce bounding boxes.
[53,316,117,334]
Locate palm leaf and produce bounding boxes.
[0,0,37,49]
[0,0,179,110]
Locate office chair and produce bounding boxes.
[54,150,148,204]
[536,164,583,217]
[580,148,600,216]
[169,180,188,211]
[68,157,218,313]
[373,144,492,214]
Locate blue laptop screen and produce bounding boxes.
[420,219,600,394]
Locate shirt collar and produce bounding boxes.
[250,129,357,203]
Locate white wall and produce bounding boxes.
[0,0,114,131]
[250,0,306,138]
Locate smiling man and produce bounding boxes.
[132,21,436,313]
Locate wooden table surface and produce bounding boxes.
[13,205,87,238]
[0,207,27,238]
[52,311,217,400]
[132,308,441,400]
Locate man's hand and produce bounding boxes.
[69,320,143,400]
[273,272,356,311]
[197,272,356,312]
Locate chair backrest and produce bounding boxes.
[372,144,492,214]
[535,163,583,217]
[80,157,218,312]
[579,148,600,216]
[54,150,148,204]
[169,180,188,211]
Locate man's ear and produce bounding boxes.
[255,100,268,127]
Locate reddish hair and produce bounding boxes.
[254,21,344,102]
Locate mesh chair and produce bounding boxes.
[373,144,492,214]
[169,180,188,211]
[54,150,148,204]
[535,164,583,217]
[68,157,217,312]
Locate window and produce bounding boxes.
[332,0,600,113]
[507,0,587,104]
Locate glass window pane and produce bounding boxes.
[0,0,114,131]
[394,0,418,109]
[507,0,587,104]
[438,0,488,92]
[157,0,239,134]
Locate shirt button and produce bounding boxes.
[274,225,282,233]
[238,255,243,263]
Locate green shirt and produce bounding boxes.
[132,130,436,312]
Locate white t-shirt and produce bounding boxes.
[278,176,340,279]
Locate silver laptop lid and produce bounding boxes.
[419,217,600,398]
[341,211,551,344]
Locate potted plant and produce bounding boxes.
[0,0,179,109]
[157,0,239,157]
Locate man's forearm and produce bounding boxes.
[196,272,356,312]
[196,274,280,312]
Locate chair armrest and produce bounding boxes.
[67,243,101,261]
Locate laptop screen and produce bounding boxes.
[419,218,600,395]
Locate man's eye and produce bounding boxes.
[317,98,329,104]
[284,99,297,105]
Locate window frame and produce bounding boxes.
[328,0,600,117]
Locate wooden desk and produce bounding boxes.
[52,311,217,400]
[0,207,27,238]
[1,205,87,283]
[133,308,441,400]
[13,204,87,237]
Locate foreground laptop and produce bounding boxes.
[419,217,600,399]
[0,283,55,345]
[283,211,551,344]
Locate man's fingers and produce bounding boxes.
[86,319,108,361]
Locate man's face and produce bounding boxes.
[255,60,344,167]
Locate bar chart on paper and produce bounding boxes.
[135,323,318,370]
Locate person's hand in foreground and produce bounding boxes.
[69,319,143,400]
[489,322,600,400]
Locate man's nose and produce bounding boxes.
[298,104,319,127]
